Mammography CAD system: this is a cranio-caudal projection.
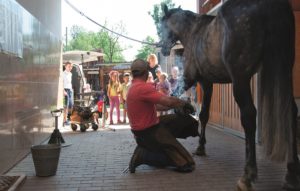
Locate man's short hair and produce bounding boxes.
[131,59,148,78]
[65,61,72,66]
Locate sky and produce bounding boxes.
[62,0,197,61]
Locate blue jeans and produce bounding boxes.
[64,89,74,109]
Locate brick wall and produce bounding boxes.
[294,11,300,98]
[198,0,221,14]
[290,0,300,11]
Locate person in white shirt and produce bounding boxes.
[63,61,73,126]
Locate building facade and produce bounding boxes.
[0,0,62,173]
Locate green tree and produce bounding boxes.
[64,23,126,62]
[135,36,156,60]
[64,26,92,51]
[148,0,175,40]
[104,22,128,63]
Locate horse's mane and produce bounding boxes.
[184,10,199,19]
[164,8,199,22]
[165,8,215,34]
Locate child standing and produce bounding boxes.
[107,71,121,125]
[120,73,131,123]
[147,72,155,84]
[156,72,171,116]
[63,61,73,126]
[157,72,171,96]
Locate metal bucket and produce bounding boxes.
[31,144,61,177]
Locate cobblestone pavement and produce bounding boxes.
[9,123,287,191]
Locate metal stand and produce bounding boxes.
[48,109,71,146]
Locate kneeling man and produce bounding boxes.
[127,59,199,173]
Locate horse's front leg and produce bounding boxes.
[233,80,257,191]
[283,101,300,190]
[195,82,213,156]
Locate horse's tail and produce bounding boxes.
[260,1,297,162]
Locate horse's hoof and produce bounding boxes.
[237,178,254,191]
[193,145,206,156]
[195,150,206,156]
[245,165,258,182]
[194,147,206,156]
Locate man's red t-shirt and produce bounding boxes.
[127,79,164,131]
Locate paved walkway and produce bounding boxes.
[9,122,287,191]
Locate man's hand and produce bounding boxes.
[174,102,195,116]
[158,96,195,115]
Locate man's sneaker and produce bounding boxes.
[129,146,144,173]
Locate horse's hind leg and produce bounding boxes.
[195,81,213,156]
[284,101,300,190]
[232,79,257,191]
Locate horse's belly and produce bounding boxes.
[197,45,231,83]
[199,62,231,83]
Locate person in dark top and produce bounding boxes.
[147,53,160,80]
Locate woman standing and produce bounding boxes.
[147,54,160,81]
[107,71,121,125]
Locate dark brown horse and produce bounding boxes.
[159,0,298,190]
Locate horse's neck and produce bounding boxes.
[179,14,215,46]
